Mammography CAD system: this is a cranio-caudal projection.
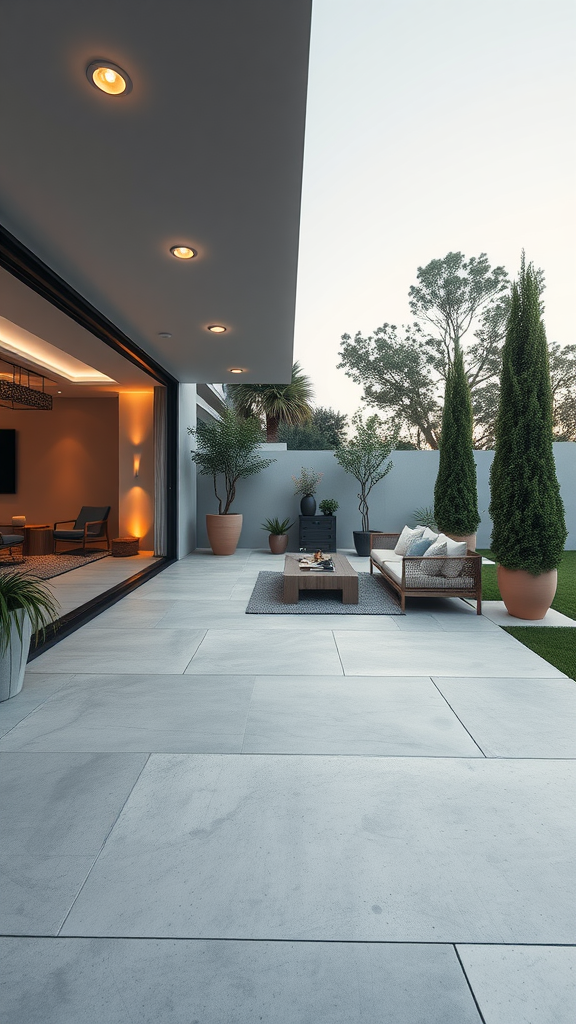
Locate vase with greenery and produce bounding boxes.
[489,256,567,618]
[433,347,480,549]
[188,408,275,555]
[261,516,294,555]
[319,498,339,516]
[292,467,323,515]
[334,411,397,556]
[226,361,314,443]
[1,571,60,700]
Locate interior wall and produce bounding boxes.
[0,397,119,538]
[118,392,154,551]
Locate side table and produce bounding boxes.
[112,536,139,557]
[11,524,54,556]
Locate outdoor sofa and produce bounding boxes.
[369,531,482,614]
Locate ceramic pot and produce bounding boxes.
[0,610,32,702]
[353,530,382,557]
[206,513,243,556]
[268,533,289,555]
[444,531,477,551]
[497,565,557,620]
[300,495,316,516]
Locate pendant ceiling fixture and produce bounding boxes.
[0,358,53,410]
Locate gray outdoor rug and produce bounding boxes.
[0,550,111,580]
[246,571,404,614]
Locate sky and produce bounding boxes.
[292,0,576,421]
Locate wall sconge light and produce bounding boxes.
[133,453,141,478]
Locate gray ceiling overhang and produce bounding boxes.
[0,0,312,384]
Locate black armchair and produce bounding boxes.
[53,506,111,553]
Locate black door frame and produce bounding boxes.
[0,223,179,651]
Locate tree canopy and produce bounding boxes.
[226,361,314,443]
[278,406,348,449]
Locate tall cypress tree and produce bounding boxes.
[434,347,480,535]
[489,257,566,573]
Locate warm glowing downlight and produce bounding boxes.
[86,61,132,96]
[170,246,197,260]
[207,325,227,334]
[229,368,244,373]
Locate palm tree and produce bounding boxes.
[226,361,314,443]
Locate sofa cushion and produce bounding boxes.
[53,529,85,540]
[421,539,448,576]
[442,538,468,577]
[382,560,402,583]
[371,548,402,567]
[0,533,24,546]
[394,525,425,555]
[405,534,435,556]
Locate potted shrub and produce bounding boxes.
[334,412,397,556]
[433,347,480,550]
[489,257,567,618]
[292,467,323,515]
[261,517,294,554]
[188,408,275,555]
[0,571,59,701]
[319,498,339,516]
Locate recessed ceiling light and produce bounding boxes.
[207,325,227,333]
[228,367,244,373]
[86,60,132,96]
[170,246,197,260]
[157,332,172,339]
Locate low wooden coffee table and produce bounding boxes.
[283,553,359,604]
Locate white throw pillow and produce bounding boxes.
[442,537,468,577]
[421,537,448,576]
[394,525,425,555]
[421,527,438,542]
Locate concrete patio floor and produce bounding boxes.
[1,548,575,1023]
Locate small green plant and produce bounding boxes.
[412,505,437,530]
[0,571,60,654]
[261,517,294,535]
[292,467,323,496]
[319,498,339,515]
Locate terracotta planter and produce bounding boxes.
[497,565,557,620]
[206,513,243,556]
[268,533,289,555]
[445,531,477,551]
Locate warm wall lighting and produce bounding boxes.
[170,246,197,260]
[86,60,132,96]
[133,453,141,478]
[228,367,244,373]
[207,325,227,334]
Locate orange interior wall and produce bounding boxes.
[0,397,119,538]
[118,392,154,550]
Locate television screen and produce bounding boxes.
[0,429,17,493]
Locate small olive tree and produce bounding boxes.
[188,408,275,515]
[334,412,397,531]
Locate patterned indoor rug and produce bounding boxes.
[0,550,111,580]
[246,571,404,614]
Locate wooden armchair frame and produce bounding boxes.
[369,532,482,614]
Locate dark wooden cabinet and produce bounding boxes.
[298,515,337,552]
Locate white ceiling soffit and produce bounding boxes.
[0,0,312,385]
[0,265,156,391]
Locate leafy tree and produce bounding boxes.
[226,361,314,443]
[188,408,275,515]
[434,348,480,536]
[334,412,397,532]
[489,258,566,573]
[278,406,348,449]
[549,343,576,440]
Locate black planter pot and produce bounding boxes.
[300,494,316,516]
[353,530,380,557]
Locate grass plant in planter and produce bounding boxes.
[489,256,567,619]
[0,571,60,701]
[433,347,480,550]
[261,517,294,555]
[188,408,275,555]
[334,412,397,556]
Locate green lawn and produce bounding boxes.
[478,549,576,680]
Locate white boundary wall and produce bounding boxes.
[195,442,576,551]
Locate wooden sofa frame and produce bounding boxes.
[369,532,482,614]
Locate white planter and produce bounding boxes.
[0,610,32,701]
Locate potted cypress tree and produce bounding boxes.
[433,347,480,549]
[334,412,397,556]
[188,408,276,555]
[489,257,567,618]
[1,571,59,700]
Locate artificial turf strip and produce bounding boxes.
[479,549,576,620]
[504,627,576,681]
